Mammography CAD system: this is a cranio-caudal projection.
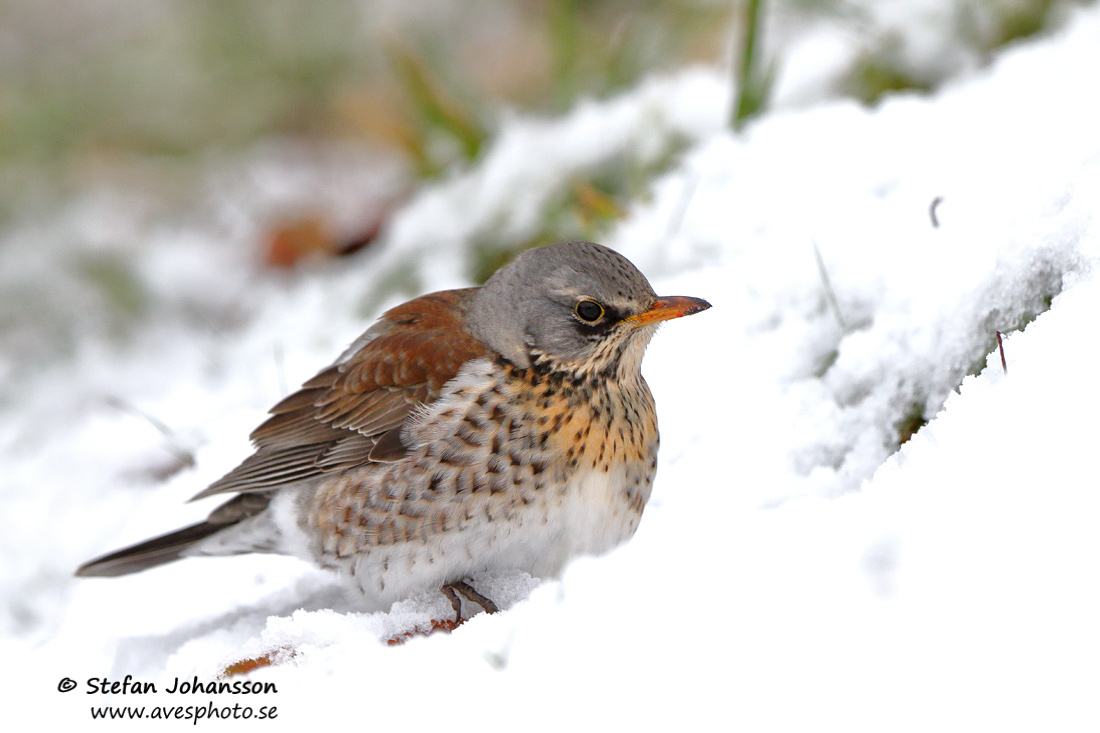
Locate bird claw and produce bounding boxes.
[441,580,499,624]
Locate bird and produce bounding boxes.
[76,240,711,620]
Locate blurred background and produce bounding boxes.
[0,0,1088,394]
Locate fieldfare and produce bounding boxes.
[77,241,710,618]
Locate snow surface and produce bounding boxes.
[5,4,1100,730]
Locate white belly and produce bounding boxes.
[344,466,647,608]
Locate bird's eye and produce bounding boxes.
[574,299,604,323]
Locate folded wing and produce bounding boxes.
[192,287,488,500]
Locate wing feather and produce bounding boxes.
[191,288,487,501]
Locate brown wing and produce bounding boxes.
[190,288,488,501]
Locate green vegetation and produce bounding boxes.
[731,0,774,130]
[0,0,1087,258]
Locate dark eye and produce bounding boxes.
[575,299,604,323]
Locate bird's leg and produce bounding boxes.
[439,581,499,624]
[440,584,464,625]
[451,580,499,616]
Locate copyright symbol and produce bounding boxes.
[57,677,77,693]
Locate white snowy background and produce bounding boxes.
[4,2,1100,730]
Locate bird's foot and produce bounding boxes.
[440,580,499,624]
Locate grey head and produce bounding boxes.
[466,241,710,375]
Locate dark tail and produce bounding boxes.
[75,522,228,577]
[75,492,273,578]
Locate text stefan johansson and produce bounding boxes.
[86,675,277,695]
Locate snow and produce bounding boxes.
[5,4,1100,730]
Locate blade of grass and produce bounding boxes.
[732,0,769,131]
[387,41,487,169]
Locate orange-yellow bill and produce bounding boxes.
[625,295,712,328]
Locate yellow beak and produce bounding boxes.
[624,295,712,328]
